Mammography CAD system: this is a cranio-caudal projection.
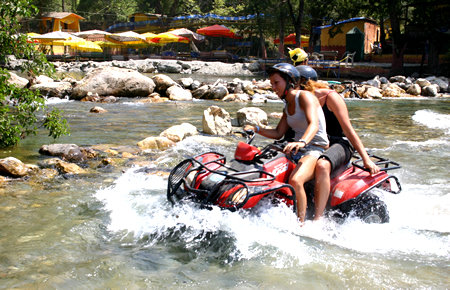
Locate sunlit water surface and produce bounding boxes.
[0,96,449,288]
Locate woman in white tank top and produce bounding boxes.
[244,63,329,223]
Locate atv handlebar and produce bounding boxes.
[243,129,256,145]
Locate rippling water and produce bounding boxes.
[0,96,449,288]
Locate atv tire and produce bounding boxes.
[353,193,389,223]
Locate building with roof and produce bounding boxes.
[313,17,380,61]
[40,12,85,33]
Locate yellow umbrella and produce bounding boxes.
[75,41,103,52]
[141,32,158,41]
[51,34,103,53]
[141,32,163,46]
[27,32,41,37]
[105,31,148,47]
[31,31,74,45]
[52,35,85,46]
[95,40,122,48]
[151,32,190,44]
[26,32,41,43]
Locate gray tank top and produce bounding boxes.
[285,91,329,147]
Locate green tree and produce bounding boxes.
[0,0,69,147]
[77,0,136,28]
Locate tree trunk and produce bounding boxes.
[278,9,285,58]
[170,0,179,16]
[379,16,386,55]
[388,0,404,74]
[287,0,305,48]
[256,12,267,59]
[428,36,440,75]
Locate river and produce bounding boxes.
[0,95,449,288]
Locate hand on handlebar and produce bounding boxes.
[283,141,306,155]
[243,125,256,133]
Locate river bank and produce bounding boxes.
[6,57,450,104]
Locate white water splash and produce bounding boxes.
[412,110,450,134]
[122,101,145,106]
[45,95,72,104]
[94,166,449,267]
[94,166,314,265]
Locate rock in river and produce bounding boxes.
[71,67,156,99]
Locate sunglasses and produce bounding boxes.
[291,54,301,61]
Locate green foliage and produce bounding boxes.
[0,0,69,147]
[77,0,137,24]
[42,108,69,139]
[210,0,245,16]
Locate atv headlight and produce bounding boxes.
[225,187,248,206]
[185,170,198,186]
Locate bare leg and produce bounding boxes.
[313,158,332,220]
[289,155,318,223]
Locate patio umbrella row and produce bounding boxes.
[28,30,196,51]
[29,31,103,52]
[27,25,242,54]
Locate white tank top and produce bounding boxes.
[285,91,329,147]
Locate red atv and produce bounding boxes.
[167,131,402,223]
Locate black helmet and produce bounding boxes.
[296,65,318,81]
[267,63,300,86]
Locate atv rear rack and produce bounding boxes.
[352,154,401,172]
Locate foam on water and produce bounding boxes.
[45,96,72,104]
[94,167,448,266]
[412,109,450,134]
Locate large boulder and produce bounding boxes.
[152,74,177,93]
[222,93,250,102]
[71,67,155,99]
[382,83,405,98]
[202,106,232,135]
[160,123,198,142]
[422,85,439,97]
[166,85,193,101]
[406,84,421,96]
[30,81,72,98]
[362,86,383,99]
[7,72,29,88]
[236,107,268,127]
[135,59,156,73]
[415,78,431,88]
[364,76,381,89]
[0,157,29,177]
[209,85,229,100]
[433,77,448,92]
[39,144,87,162]
[179,77,194,89]
[192,61,254,76]
[192,85,211,99]
[156,61,182,73]
[137,136,175,150]
[33,75,54,85]
[38,158,86,174]
[389,75,406,83]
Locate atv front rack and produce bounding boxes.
[167,151,297,211]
